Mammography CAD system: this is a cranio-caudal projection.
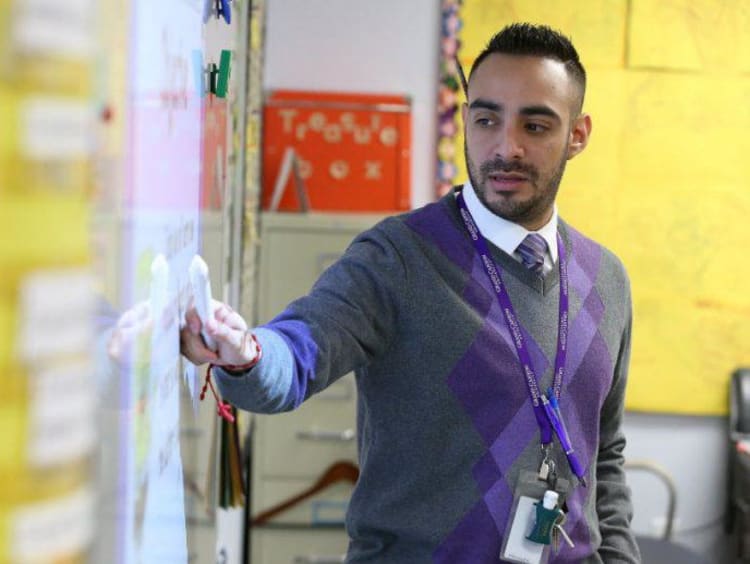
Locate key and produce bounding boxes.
[546,460,558,490]
[554,522,575,548]
[538,460,550,481]
[552,526,561,552]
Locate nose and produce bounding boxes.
[493,124,524,160]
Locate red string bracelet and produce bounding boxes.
[200,332,262,422]
[201,367,235,423]
[223,333,262,373]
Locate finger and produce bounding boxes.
[107,335,121,360]
[206,318,245,351]
[214,304,248,331]
[116,307,139,329]
[212,298,233,313]
[213,303,231,322]
[120,321,147,343]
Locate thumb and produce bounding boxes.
[185,308,202,335]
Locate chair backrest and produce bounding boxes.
[730,368,750,440]
[624,460,677,540]
[624,460,711,564]
[728,368,750,560]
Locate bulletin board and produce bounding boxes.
[0,0,98,562]
[454,0,750,416]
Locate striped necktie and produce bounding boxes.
[516,233,548,274]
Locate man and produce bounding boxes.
[182,23,640,563]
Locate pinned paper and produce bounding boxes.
[27,360,96,467]
[20,97,94,160]
[16,268,95,362]
[11,487,95,562]
[11,0,95,60]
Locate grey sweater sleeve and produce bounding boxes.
[213,327,296,413]
[214,220,407,413]
[595,276,641,563]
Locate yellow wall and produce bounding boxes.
[458,0,750,415]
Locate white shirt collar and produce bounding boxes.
[461,181,559,270]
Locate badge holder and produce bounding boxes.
[500,470,572,564]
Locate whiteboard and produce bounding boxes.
[92,1,246,562]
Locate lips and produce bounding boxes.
[487,172,528,190]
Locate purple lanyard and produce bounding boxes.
[456,191,569,446]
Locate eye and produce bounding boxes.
[474,116,496,128]
[525,122,548,133]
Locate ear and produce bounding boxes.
[567,113,592,160]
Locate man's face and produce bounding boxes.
[462,53,590,230]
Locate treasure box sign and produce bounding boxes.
[262,90,411,212]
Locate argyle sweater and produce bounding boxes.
[216,190,640,563]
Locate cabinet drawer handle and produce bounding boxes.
[293,556,345,564]
[296,428,355,442]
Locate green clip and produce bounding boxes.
[215,49,232,98]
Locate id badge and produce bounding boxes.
[499,470,570,564]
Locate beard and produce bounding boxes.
[465,145,567,227]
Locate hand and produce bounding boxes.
[180,300,257,367]
[107,300,151,366]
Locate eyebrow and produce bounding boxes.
[468,98,562,123]
[520,105,561,122]
[468,98,501,112]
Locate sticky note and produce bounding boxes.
[629,0,750,73]
[460,0,627,69]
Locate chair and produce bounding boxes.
[625,460,711,564]
[727,368,750,561]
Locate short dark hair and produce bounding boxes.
[469,23,587,110]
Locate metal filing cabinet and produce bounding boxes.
[251,212,384,563]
